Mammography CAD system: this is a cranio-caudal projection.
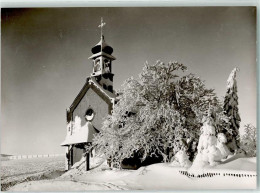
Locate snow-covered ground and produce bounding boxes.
[6,155,257,191]
[1,156,65,191]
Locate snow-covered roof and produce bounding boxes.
[69,76,117,112]
[88,51,116,60]
[61,122,98,146]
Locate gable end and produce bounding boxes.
[67,79,113,123]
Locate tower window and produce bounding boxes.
[108,74,113,81]
[104,59,110,73]
[103,84,107,90]
[94,59,101,72]
[108,85,113,92]
[103,74,108,79]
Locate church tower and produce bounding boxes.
[88,18,116,93]
[61,18,117,170]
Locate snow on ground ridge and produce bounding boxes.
[7,156,257,191]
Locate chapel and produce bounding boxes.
[61,19,117,170]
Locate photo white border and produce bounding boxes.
[0,1,259,193]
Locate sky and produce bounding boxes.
[1,7,257,155]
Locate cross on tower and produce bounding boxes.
[98,17,106,38]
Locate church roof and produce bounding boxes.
[60,121,98,146]
[88,51,116,60]
[91,35,113,55]
[68,77,117,115]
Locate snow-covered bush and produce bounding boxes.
[240,124,257,157]
[216,133,231,158]
[223,68,241,152]
[171,150,191,168]
[93,61,228,167]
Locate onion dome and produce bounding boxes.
[91,35,113,55]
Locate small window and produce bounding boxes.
[85,108,94,121]
[108,74,113,81]
[103,84,107,90]
[108,85,113,92]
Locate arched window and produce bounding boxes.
[104,59,111,73]
[94,58,101,72]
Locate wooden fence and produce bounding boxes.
[179,170,257,178]
[7,154,64,160]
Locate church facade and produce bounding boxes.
[61,21,117,170]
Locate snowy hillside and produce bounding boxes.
[8,156,256,191]
[1,156,65,191]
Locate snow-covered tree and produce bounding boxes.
[240,124,257,157]
[223,68,241,152]
[191,107,230,168]
[93,61,226,167]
